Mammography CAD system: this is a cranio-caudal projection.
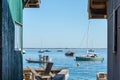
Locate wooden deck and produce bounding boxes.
[23,68,69,80]
[96,72,107,80]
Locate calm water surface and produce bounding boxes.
[23,49,107,80]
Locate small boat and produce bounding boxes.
[26,55,52,63]
[16,48,26,54]
[22,50,26,54]
[75,49,104,61]
[65,51,74,56]
[38,49,44,53]
[26,58,50,63]
[57,49,63,52]
[75,56,104,61]
[44,49,51,52]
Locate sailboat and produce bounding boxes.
[38,41,45,53]
[75,21,104,62]
[75,49,104,61]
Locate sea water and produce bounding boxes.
[23,48,107,80]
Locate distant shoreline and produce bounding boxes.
[23,48,107,49]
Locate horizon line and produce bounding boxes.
[23,47,107,49]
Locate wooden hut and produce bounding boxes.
[1,0,40,80]
[88,0,120,80]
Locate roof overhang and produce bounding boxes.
[88,0,108,19]
[24,0,41,8]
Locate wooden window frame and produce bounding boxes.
[15,21,23,52]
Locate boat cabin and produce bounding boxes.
[87,53,97,58]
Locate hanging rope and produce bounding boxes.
[79,20,91,48]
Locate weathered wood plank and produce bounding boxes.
[0,0,2,80]
[27,66,40,76]
[27,66,45,80]
[2,1,23,80]
[2,0,13,80]
[14,51,23,80]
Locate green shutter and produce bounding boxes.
[7,0,23,24]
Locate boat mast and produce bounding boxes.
[87,20,90,51]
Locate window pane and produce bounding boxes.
[15,23,22,51]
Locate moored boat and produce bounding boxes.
[75,49,104,61]
[75,56,104,61]
[57,49,63,52]
[26,58,50,63]
[65,51,74,56]
[22,50,26,54]
[26,54,52,63]
[44,49,51,52]
[38,49,44,53]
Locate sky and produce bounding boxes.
[23,0,107,48]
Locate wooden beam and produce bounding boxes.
[91,4,105,9]
[27,66,40,76]
[88,0,108,19]
[27,66,51,80]
[92,0,107,2]
[25,0,40,8]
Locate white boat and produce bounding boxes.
[38,49,44,53]
[26,54,52,63]
[22,50,26,54]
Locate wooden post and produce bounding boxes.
[0,0,2,80]
[24,72,31,80]
[32,73,35,80]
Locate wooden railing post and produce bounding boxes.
[32,73,35,80]
[24,72,31,80]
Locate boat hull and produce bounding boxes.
[65,52,74,56]
[57,50,63,52]
[75,56,104,61]
[38,51,44,53]
[26,59,50,63]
